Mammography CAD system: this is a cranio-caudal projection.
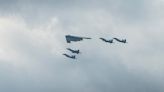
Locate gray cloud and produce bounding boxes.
[0,0,164,92]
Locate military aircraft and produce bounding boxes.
[113,38,127,43]
[63,54,76,59]
[65,35,91,43]
[100,38,113,43]
[67,48,80,54]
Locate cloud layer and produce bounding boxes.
[0,0,164,92]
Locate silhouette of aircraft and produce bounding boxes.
[113,38,127,43]
[63,54,76,59]
[67,48,80,54]
[100,38,113,43]
[65,35,91,43]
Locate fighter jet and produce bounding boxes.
[67,48,80,54]
[100,38,113,43]
[113,38,127,43]
[65,35,91,43]
[63,54,76,59]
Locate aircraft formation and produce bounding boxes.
[63,35,127,59]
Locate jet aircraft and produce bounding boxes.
[63,54,76,59]
[65,35,91,43]
[113,38,127,43]
[67,48,80,54]
[100,38,113,43]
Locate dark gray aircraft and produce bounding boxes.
[113,38,127,43]
[67,48,80,54]
[100,38,113,43]
[63,54,76,59]
[65,35,91,43]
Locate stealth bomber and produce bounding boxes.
[65,35,91,43]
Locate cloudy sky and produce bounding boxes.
[0,0,164,92]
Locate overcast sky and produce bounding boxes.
[0,0,164,92]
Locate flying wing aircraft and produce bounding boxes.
[100,38,113,43]
[65,35,91,43]
[67,48,80,54]
[63,54,76,59]
[113,38,127,43]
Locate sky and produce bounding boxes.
[0,0,164,92]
